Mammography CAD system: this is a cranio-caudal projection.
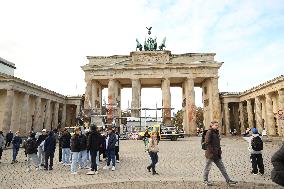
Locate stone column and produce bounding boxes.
[53,102,59,129]
[211,77,221,126]
[84,80,92,109]
[2,89,14,133]
[247,99,254,129]
[239,102,245,134]
[255,96,262,131]
[91,80,102,114]
[21,93,30,135]
[44,99,51,131]
[33,96,41,132]
[61,104,66,128]
[107,79,116,123]
[162,78,171,125]
[266,94,276,136]
[131,79,141,117]
[76,105,80,117]
[224,102,230,135]
[278,90,284,136]
[182,78,195,135]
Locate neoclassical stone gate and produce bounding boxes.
[82,50,222,135]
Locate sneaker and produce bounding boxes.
[116,160,120,163]
[253,173,258,176]
[87,171,95,175]
[152,172,159,175]
[97,166,99,170]
[112,166,116,171]
[35,167,40,171]
[71,172,78,175]
[147,166,151,172]
[103,165,109,170]
[95,171,98,175]
[227,180,237,186]
[203,180,213,186]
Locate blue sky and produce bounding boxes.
[0,0,284,114]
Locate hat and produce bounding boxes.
[42,129,47,132]
[252,128,258,134]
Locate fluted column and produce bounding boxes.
[44,100,51,131]
[255,96,262,131]
[182,78,195,135]
[91,80,102,114]
[247,99,254,129]
[53,102,59,129]
[84,80,92,109]
[21,93,30,135]
[224,102,230,135]
[2,89,14,133]
[239,102,245,134]
[131,79,141,117]
[61,104,66,128]
[266,94,276,136]
[76,105,80,117]
[162,78,171,125]
[278,90,284,136]
[211,77,221,124]
[33,96,41,132]
[107,79,116,123]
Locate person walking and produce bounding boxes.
[248,128,264,175]
[103,127,117,171]
[0,131,4,163]
[203,121,237,186]
[146,131,159,175]
[271,142,284,187]
[143,127,151,152]
[36,129,48,166]
[44,131,56,170]
[60,128,71,165]
[87,125,103,175]
[11,131,22,164]
[25,132,40,172]
[70,128,81,174]
[5,130,13,148]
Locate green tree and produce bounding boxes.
[195,107,204,128]
[172,110,183,129]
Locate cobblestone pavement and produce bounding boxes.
[0,137,282,189]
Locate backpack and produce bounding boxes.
[251,136,263,151]
[26,139,37,154]
[201,130,208,150]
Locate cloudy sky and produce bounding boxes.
[1,0,284,115]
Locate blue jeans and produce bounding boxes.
[149,152,158,172]
[62,148,71,164]
[106,149,116,167]
[79,150,88,168]
[12,148,19,161]
[71,152,79,173]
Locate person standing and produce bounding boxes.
[25,132,40,172]
[143,127,151,152]
[36,129,48,166]
[248,128,264,175]
[78,130,88,169]
[5,130,13,148]
[203,121,237,186]
[147,131,159,175]
[0,131,4,163]
[44,131,56,170]
[115,129,120,163]
[60,128,71,165]
[11,131,22,164]
[87,125,103,175]
[70,128,81,174]
[271,142,284,187]
[103,127,117,171]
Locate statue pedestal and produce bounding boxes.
[130,50,171,64]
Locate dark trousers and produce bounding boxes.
[148,152,158,173]
[90,150,98,171]
[0,148,3,160]
[59,146,62,162]
[45,151,54,169]
[106,149,116,167]
[250,154,264,174]
[115,146,119,161]
[5,140,12,148]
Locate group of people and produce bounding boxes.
[0,121,284,187]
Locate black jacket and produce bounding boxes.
[37,134,47,146]
[107,132,117,150]
[71,134,80,152]
[271,144,284,187]
[205,129,222,160]
[25,137,38,154]
[87,131,103,152]
[44,132,56,153]
[60,133,71,148]
[12,136,22,149]
[79,134,87,151]
[6,132,13,141]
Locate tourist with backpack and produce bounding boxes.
[248,127,264,175]
[202,121,237,186]
[25,132,40,172]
